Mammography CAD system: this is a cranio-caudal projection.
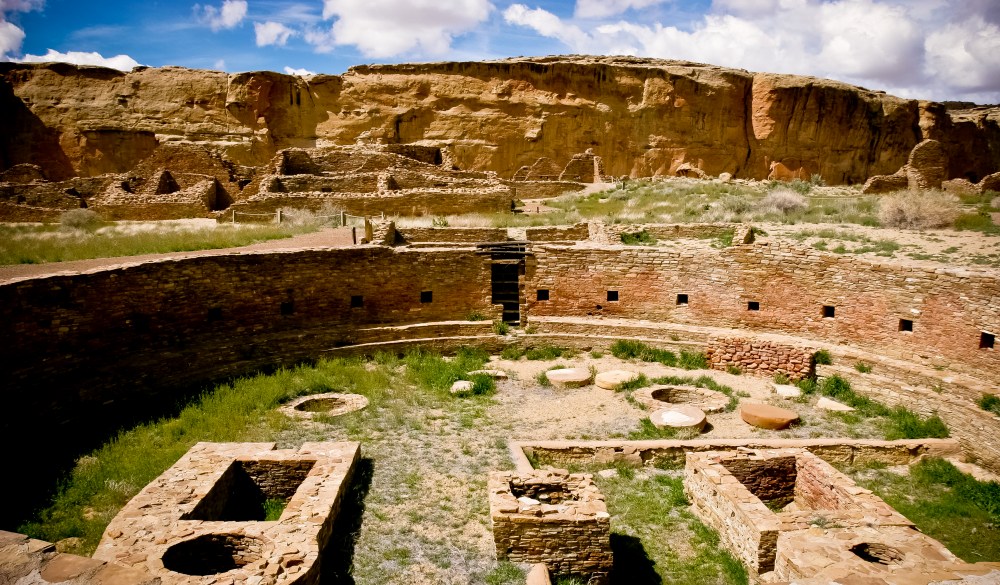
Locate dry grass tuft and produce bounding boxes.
[878,190,959,229]
[758,188,807,214]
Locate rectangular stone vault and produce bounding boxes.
[93,441,359,585]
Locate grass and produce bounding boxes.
[814,350,832,365]
[0,222,318,265]
[854,361,873,373]
[524,345,577,360]
[609,339,707,370]
[492,320,510,335]
[593,472,748,584]
[979,394,1000,416]
[799,375,949,439]
[262,497,287,521]
[848,458,1000,562]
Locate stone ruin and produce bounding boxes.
[862,138,1000,195]
[489,469,613,583]
[705,337,816,382]
[0,142,519,222]
[91,441,359,584]
[683,448,1000,583]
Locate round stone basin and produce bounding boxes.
[545,368,593,387]
[649,405,707,432]
[162,533,266,576]
[279,392,369,419]
[633,385,729,413]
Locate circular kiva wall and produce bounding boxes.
[0,234,997,471]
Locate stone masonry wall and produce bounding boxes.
[489,470,612,581]
[705,337,816,381]
[0,246,492,508]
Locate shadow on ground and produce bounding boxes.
[321,457,375,584]
[610,532,661,584]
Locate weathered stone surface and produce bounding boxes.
[979,171,1000,193]
[278,392,369,419]
[740,403,800,430]
[3,56,997,188]
[773,384,802,398]
[706,337,815,382]
[451,380,474,396]
[468,369,508,379]
[93,441,360,585]
[545,368,593,387]
[907,139,948,190]
[489,469,612,582]
[526,563,552,585]
[862,170,909,194]
[649,405,706,432]
[816,397,854,412]
[594,369,641,389]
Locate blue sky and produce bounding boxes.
[1,0,999,103]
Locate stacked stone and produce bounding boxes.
[489,469,612,583]
[705,337,815,381]
[92,441,360,585]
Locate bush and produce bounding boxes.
[525,345,575,360]
[759,188,807,214]
[59,209,102,231]
[609,339,677,367]
[500,346,525,360]
[978,393,1000,416]
[469,373,496,396]
[813,350,833,365]
[621,230,657,245]
[854,361,873,373]
[878,191,959,229]
[954,211,997,233]
[492,320,509,336]
[720,195,753,214]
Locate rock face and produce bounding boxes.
[3,56,998,187]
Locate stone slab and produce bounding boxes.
[740,403,800,430]
[469,369,508,379]
[451,380,474,395]
[545,368,593,387]
[816,397,854,412]
[650,405,707,432]
[595,369,641,389]
[773,384,802,398]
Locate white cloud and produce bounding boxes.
[310,0,492,58]
[0,19,24,55]
[214,58,226,69]
[196,0,247,31]
[284,66,316,76]
[504,0,1000,102]
[254,20,295,46]
[574,0,667,19]
[15,49,141,71]
[0,0,44,12]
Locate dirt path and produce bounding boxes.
[0,227,357,283]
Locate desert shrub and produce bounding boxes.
[620,230,657,245]
[786,179,813,195]
[854,361,873,373]
[466,311,487,321]
[720,195,753,214]
[492,320,509,335]
[979,393,1000,416]
[500,345,525,360]
[59,209,102,231]
[758,188,807,214]
[992,196,1000,209]
[813,349,833,365]
[469,373,496,396]
[810,174,826,186]
[877,191,959,229]
[525,345,575,360]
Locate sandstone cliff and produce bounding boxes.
[2,55,998,185]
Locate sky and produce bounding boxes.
[1,0,999,103]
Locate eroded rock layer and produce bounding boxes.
[2,55,999,188]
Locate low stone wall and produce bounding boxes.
[512,438,962,472]
[524,224,590,242]
[601,222,736,243]
[396,227,509,244]
[489,470,612,583]
[705,337,816,381]
[508,180,586,199]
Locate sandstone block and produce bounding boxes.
[451,380,474,396]
[595,369,641,389]
[773,384,802,398]
[816,397,854,412]
[740,403,800,430]
[650,406,706,432]
[546,368,593,387]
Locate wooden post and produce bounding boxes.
[276,209,283,223]
[351,226,356,245]
[232,209,236,224]
[341,211,346,226]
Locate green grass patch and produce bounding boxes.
[492,320,509,335]
[849,458,1000,562]
[609,340,707,370]
[262,497,287,521]
[524,345,577,360]
[594,473,748,584]
[955,212,999,234]
[810,375,949,439]
[620,230,657,246]
[0,223,317,265]
[854,361,873,373]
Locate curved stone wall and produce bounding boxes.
[1,236,998,527]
